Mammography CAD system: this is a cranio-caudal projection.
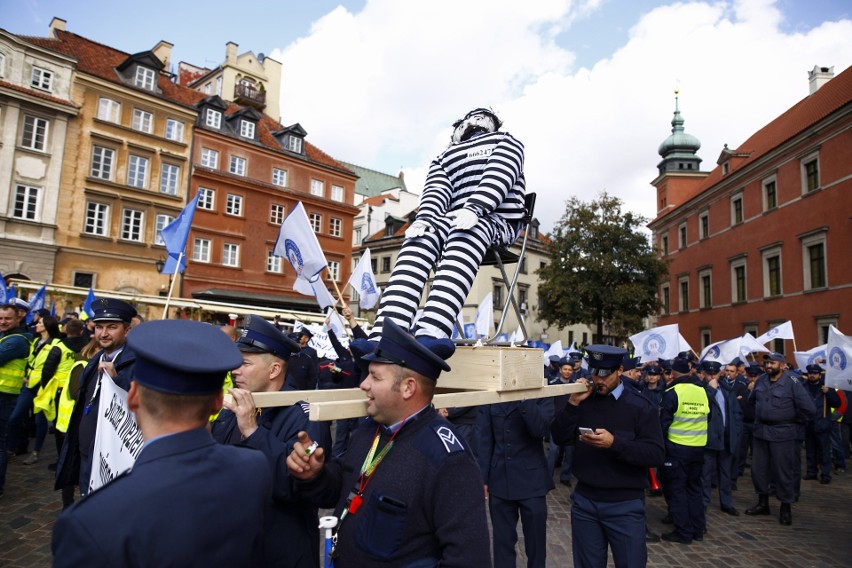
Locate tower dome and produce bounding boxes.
[657,91,702,174]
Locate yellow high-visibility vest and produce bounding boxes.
[0,334,28,394]
[666,382,710,447]
[56,359,89,433]
[32,339,77,421]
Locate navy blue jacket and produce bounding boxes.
[211,395,331,568]
[749,372,816,441]
[705,379,743,452]
[478,399,554,500]
[52,428,272,567]
[804,379,841,433]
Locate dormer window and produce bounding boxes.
[288,137,303,153]
[240,120,256,139]
[206,109,222,129]
[31,66,53,91]
[134,66,156,91]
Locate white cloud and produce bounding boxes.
[273,0,852,233]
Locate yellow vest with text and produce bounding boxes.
[666,382,710,447]
[27,338,71,388]
[32,339,77,421]
[56,359,88,433]
[0,334,28,394]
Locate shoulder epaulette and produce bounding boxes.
[299,401,310,415]
[431,422,466,454]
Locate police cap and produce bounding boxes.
[746,363,762,377]
[645,365,662,375]
[763,352,786,363]
[670,358,691,374]
[236,315,300,360]
[91,298,137,323]
[362,318,454,380]
[127,320,242,395]
[702,360,723,375]
[621,355,640,371]
[584,345,628,377]
[805,364,823,374]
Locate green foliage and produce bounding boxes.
[537,192,669,342]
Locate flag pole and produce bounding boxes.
[329,277,347,309]
[161,252,182,320]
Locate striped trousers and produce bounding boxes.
[370,214,518,340]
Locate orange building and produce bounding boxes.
[649,65,852,356]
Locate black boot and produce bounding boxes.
[779,502,792,525]
[745,494,770,515]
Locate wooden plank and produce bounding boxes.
[245,388,364,408]
[440,346,545,390]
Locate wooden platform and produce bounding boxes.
[245,346,588,421]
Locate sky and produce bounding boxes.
[6,0,852,233]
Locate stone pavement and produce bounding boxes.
[2,440,851,567]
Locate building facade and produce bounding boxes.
[649,65,852,355]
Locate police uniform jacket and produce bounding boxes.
[286,349,318,390]
[748,372,816,442]
[804,379,841,433]
[52,427,272,568]
[551,381,665,502]
[211,393,331,568]
[55,346,136,492]
[703,381,743,452]
[296,407,491,568]
[478,399,555,501]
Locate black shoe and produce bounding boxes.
[779,503,792,526]
[802,474,817,480]
[721,506,740,516]
[661,532,692,545]
[693,535,704,542]
[645,529,660,543]
[819,477,831,485]
[745,495,771,516]
[661,513,673,524]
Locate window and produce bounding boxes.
[288,137,303,153]
[230,156,246,176]
[743,324,758,339]
[493,283,503,307]
[0,53,5,77]
[91,146,115,180]
[801,153,820,193]
[661,234,669,256]
[772,335,785,356]
[520,257,528,274]
[371,258,378,274]
[165,119,184,142]
[329,217,342,237]
[204,83,212,94]
[13,185,39,220]
[200,148,219,169]
[134,66,156,90]
[127,155,149,188]
[354,227,362,245]
[763,176,777,211]
[206,109,222,129]
[762,247,782,297]
[678,276,689,312]
[131,109,153,133]
[21,115,49,151]
[97,98,121,123]
[225,194,243,216]
[328,261,340,281]
[381,256,391,273]
[154,214,174,246]
[197,188,215,210]
[160,164,180,195]
[272,168,287,187]
[518,287,528,313]
[699,212,709,239]
[678,223,687,249]
[216,77,222,96]
[240,120,255,139]
[731,193,743,225]
[309,213,322,233]
[731,258,747,304]
[267,251,282,273]
[699,269,712,309]
[817,317,838,345]
[120,208,144,241]
[331,185,344,202]
[222,243,240,267]
[72,272,94,288]
[310,179,324,197]
[192,238,211,262]
[270,204,286,225]
[31,66,53,90]
[84,202,110,236]
[700,330,712,350]
[660,283,670,315]
[801,233,827,290]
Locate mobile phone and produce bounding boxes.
[578,427,595,436]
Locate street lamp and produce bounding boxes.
[154,258,171,297]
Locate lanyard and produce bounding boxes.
[84,350,120,415]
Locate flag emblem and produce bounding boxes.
[361,272,376,294]
[284,240,305,277]
[829,347,847,371]
[642,333,666,358]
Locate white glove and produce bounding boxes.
[405,220,432,239]
[447,208,478,230]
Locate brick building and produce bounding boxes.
[649,65,852,355]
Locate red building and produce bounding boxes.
[649,65,852,356]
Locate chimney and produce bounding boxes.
[152,40,174,69]
[398,170,405,182]
[49,17,66,37]
[808,65,835,95]
[226,42,238,65]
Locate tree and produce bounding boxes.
[537,192,669,343]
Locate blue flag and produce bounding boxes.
[8,284,16,299]
[82,287,96,319]
[50,300,56,317]
[26,284,47,324]
[160,194,200,274]
[0,274,7,304]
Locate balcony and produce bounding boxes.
[234,84,266,109]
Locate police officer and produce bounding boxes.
[211,315,331,568]
[551,345,664,567]
[620,356,643,393]
[0,302,33,499]
[547,357,576,487]
[745,352,816,525]
[659,357,713,544]
[802,364,840,484]
[52,320,272,566]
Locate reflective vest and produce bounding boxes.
[56,359,88,433]
[666,382,710,447]
[209,371,235,422]
[27,337,70,388]
[32,339,77,421]
[0,334,28,394]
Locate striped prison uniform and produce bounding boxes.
[371,130,526,340]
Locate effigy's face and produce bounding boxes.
[451,110,498,144]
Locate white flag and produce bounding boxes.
[755,321,795,345]
[699,337,744,364]
[275,202,328,285]
[678,333,693,355]
[294,273,337,309]
[740,333,771,358]
[475,292,493,338]
[794,344,828,371]
[348,249,380,309]
[509,325,524,344]
[326,307,347,340]
[543,340,564,366]
[89,373,143,494]
[630,324,682,362]
[825,326,852,389]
